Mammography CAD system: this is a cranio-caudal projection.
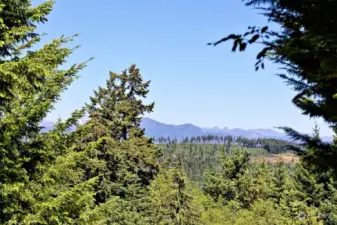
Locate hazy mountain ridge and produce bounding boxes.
[140,118,289,140]
[40,117,333,142]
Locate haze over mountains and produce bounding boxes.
[41,117,333,142]
[140,117,289,140]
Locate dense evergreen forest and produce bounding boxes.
[156,136,297,184]
[1,0,337,224]
[154,135,294,154]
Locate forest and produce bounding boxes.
[1,0,337,224]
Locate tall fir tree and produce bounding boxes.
[86,64,154,141]
[11,65,160,224]
[203,151,250,203]
[78,64,160,202]
[148,154,202,225]
[0,0,54,112]
[0,1,91,223]
[0,29,86,225]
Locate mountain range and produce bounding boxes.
[140,118,290,140]
[40,117,333,142]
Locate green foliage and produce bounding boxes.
[0,2,159,222]
[270,163,291,206]
[157,141,286,184]
[319,182,337,224]
[0,0,55,108]
[292,163,325,207]
[86,64,154,141]
[199,186,322,224]
[3,62,161,223]
[77,64,161,204]
[204,151,271,206]
[0,37,87,222]
[201,151,325,224]
[0,1,89,222]
[147,161,202,225]
[16,64,161,224]
[78,196,147,225]
[156,135,294,154]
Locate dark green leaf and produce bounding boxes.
[213,34,239,46]
[248,34,260,44]
[256,47,271,60]
[261,26,268,33]
[255,60,261,66]
[232,40,239,52]
[239,42,247,52]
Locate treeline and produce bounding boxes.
[154,135,294,154]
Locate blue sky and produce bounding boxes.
[36,0,332,136]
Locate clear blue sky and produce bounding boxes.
[36,0,332,136]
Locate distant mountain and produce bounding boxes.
[202,126,286,140]
[140,118,333,142]
[140,118,289,140]
[140,118,206,138]
[39,117,333,142]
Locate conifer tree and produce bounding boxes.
[76,64,160,203]
[0,28,86,225]
[319,181,337,224]
[270,163,291,206]
[236,162,273,208]
[12,65,160,224]
[203,151,250,203]
[28,64,160,224]
[86,64,154,141]
[0,0,54,111]
[275,163,326,223]
[0,1,92,223]
[148,155,201,225]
